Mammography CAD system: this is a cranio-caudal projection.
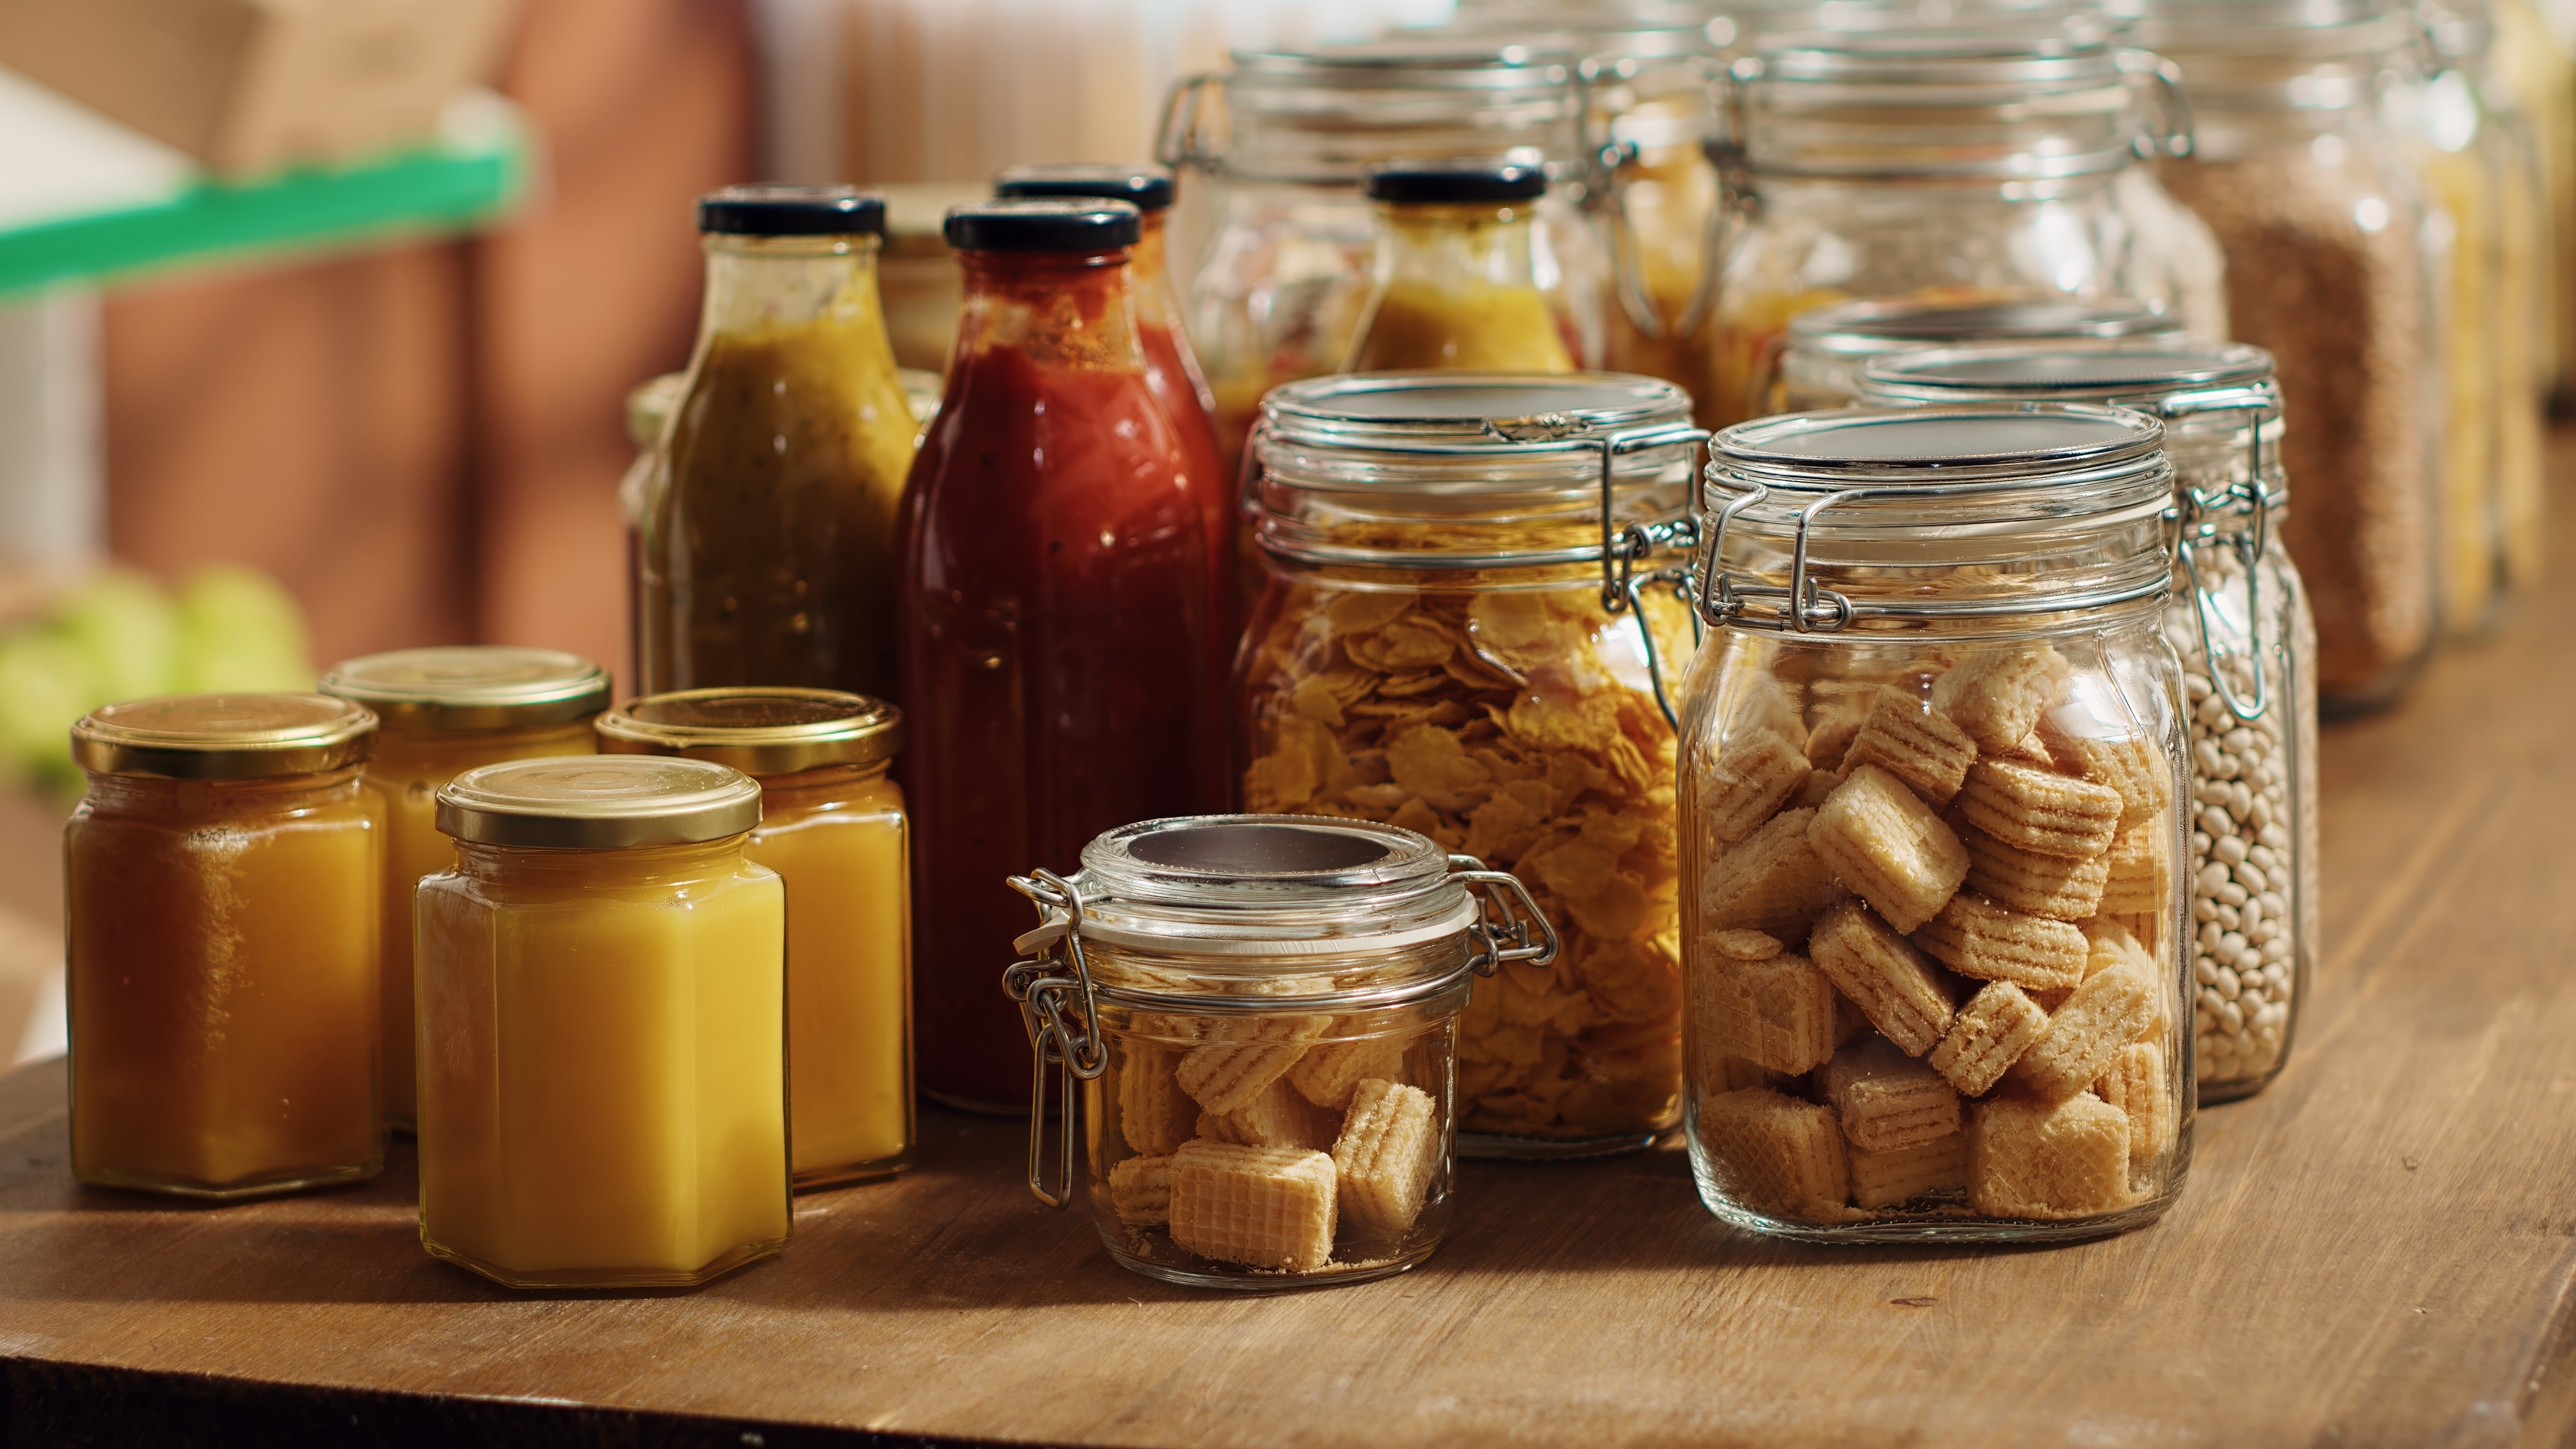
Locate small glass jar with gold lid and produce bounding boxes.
[319,645,609,1132]
[597,687,912,1187]
[67,694,384,1199]
[415,755,788,1289]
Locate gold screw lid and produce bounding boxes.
[436,755,763,850]
[595,687,904,777]
[319,646,612,731]
[73,693,378,781]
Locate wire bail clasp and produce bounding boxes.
[1593,425,1712,729]
[1447,853,1560,975]
[1003,868,1109,1209]
[2160,385,2277,723]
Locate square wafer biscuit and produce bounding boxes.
[2036,713,2174,829]
[1808,898,1958,1057]
[1108,1153,1174,1225]
[1199,1077,1342,1151]
[1696,1087,1851,1222]
[2097,811,2174,915]
[2010,948,2159,1101]
[1809,765,1970,933]
[1696,726,1812,843]
[1702,806,1849,938]
[1843,686,1979,806]
[1969,1090,2132,1219]
[1836,990,1873,1047]
[1177,1017,1331,1113]
[1710,928,1783,960]
[1930,980,2049,1096]
[2096,1041,2174,1163]
[1989,730,2058,772]
[1820,1037,1962,1152]
[1333,1077,1439,1234]
[1289,1030,1409,1110]
[1793,768,1845,810]
[1168,1140,1338,1271]
[1703,949,1839,1077]
[2085,921,2170,1045]
[1806,716,1862,772]
[1118,1045,1195,1155]
[1849,1130,1969,1209]
[1912,892,2090,992]
[1930,645,2070,755]
[1960,818,2109,921]
[1957,759,2123,861]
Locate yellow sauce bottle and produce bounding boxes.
[320,646,610,1132]
[416,756,786,1289]
[1343,161,1577,375]
[597,688,911,1187]
[67,694,383,1198]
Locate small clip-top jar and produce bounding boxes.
[597,687,912,1187]
[67,693,383,1198]
[415,756,787,1289]
[1006,814,1555,1288]
[1680,404,2194,1241]
[320,645,608,1132]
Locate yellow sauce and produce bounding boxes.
[1345,206,1576,375]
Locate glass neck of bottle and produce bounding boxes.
[699,233,888,339]
[952,249,1146,372]
[1373,201,1545,288]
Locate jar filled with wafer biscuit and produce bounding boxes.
[1678,404,2193,1241]
[1004,815,1556,1288]
[1859,340,2317,1101]
[1237,372,1706,1157]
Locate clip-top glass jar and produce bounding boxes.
[415,756,787,1289]
[320,645,608,1132]
[597,687,913,1187]
[1679,404,2192,1240]
[1703,20,2228,430]
[1859,340,2316,1101]
[1238,372,1702,1156]
[1004,814,1555,1288]
[67,694,383,1198]
[1758,295,2183,418]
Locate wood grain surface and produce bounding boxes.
[4,501,2576,1447]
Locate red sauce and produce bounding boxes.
[899,248,1224,1109]
[1130,211,1235,657]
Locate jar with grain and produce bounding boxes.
[1238,372,1703,1156]
[1859,339,2317,1100]
[1680,405,2192,1240]
[1006,814,1552,1288]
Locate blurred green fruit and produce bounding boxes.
[56,568,179,706]
[175,565,313,692]
[0,631,102,788]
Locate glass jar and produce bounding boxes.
[1003,814,1554,1288]
[620,371,685,684]
[2492,0,2576,402]
[1345,161,1579,373]
[415,756,787,1289]
[1702,20,2228,431]
[1858,339,2317,1101]
[67,694,383,1198]
[902,200,1225,1113]
[319,646,608,1132]
[1679,404,2192,1240]
[1761,296,2181,418]
[1159,37,1597,482]
[2118,0,2442,710]
[638,185,920,701]
[1238,372,1703,1156]
[597,687,912,1187]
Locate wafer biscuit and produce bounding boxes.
[2010,949,2158,1101]
[1119,1045,1195,1155]
[1957,759,2122,860]
[1912,892,2089,992]
[1843,687,1979,805]
[1820,1038,1962,1152]
[1835,990,1872,1047]
[1704,949,1838,1077]
[1200,1078,1341,1152]
[1696,726,1811,843]
[1960,819,2109,921]
[1108,1153,1173,1225]
[1969,1090,2132,1219]
[1806,716,1862,772]
[1849,1130,1969,1209]
[1702,807,1849,937]
[1809,765,1969,933]
[2085,922,2169,1045]
[1710,928,1783,961]
[1930,980,2049,1096]
[2036,713,2174,828]
[1931,646,2070,755]
[1168,1140,1338,1271]
[1289,1030,1409,1111]
[1333,1077,1439,1233]
[2096,1041,2173,1163]
[1696,1087,1851,1221]
[1990,730,2058,772]
[1177,1018,1331,1113]
[2097,811,2174,915]
[1793,768,1845,810]
[1808,899,1957,1056]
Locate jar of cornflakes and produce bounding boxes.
[1679,404,2193,1241]
[1238,372,1703,1156]
[1004,814,1553,1288]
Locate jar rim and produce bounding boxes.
[597,687,903,775]
[320,645,610,731]
[73,693,376,780]
[437,755,763,850]
[1713,401,2165,480]
[1788,297,2183,357]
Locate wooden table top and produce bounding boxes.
[6,529,2576,1447]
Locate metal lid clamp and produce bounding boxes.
[2158,384,2278,723]
[1584,423,1711,729]
[1590,52,1726,344]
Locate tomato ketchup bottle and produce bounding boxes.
[899,199,1223,1110]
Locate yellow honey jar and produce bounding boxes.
[319,645,609,1132]
[67,694,384,1199]
[415,755,787,1289]
[597,688,910,1187]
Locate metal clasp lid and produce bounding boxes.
[2159,385,2278,723]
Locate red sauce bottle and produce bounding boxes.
[899,200,1223,1110]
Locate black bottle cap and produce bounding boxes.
[943,199,1143,252]
[697,185,887,236]
[1362,160,1548,204]
[993,164,1175,213]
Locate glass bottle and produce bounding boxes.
[67,694,383,1198]
[639,185,919,701]
[597,687,912,1187]
[319,645,608,1132]
[900,200,1223,1112]
[1343,161,1578,373]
